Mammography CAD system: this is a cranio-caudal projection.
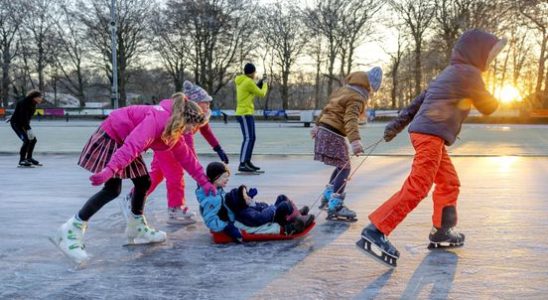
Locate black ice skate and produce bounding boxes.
[356,223,400,268]
[428,206,465,249]
[28,158,43,166]
[17,159,34,168]
[427,226,465,249]
[236,162,262,175]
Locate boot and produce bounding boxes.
[167,206,197,225]
[238,162,256,173]
[319,184,334,210]
[126,214,167,245]
[428,206,465,249]
[51,216,89,264]
[326,193,357,221]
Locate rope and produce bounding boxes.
[309,137,384,215]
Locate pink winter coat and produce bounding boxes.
[100,99,209,186]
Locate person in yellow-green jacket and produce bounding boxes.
[235,63,268,173]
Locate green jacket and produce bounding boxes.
[235,74,268,116]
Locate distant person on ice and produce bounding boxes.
[357,29,507,267]
[9,90,44,167]
[234,63,268,173]
[51,93,216,264]
[310,67,383,222]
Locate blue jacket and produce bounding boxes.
[225,186,276,227]
[195,187,235,232]
[386,30,502,146]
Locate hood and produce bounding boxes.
[450,29,504,72]
[235,74,250,86]
[225,185,248,213]
[345,71,371,92]
[158,99,173,114]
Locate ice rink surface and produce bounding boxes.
[1,121,547,299]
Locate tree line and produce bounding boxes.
[0,0,546,110]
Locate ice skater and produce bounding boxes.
[234,63,268,173]
[119,81,229,226]
[310,67,383,222]
[356,29,506,267]
[9,90,44,167]
[51,93,216,264]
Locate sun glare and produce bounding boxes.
[495,85,522,104]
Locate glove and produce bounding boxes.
[310,125,319,139]
[350,140,364,156]
[213,145,229,164]
[89,167,115,186]
[201,181,217,196]
[27,129,35,140]
[384,128,397,142]
[248,188,258,199]
[224,222,243,243]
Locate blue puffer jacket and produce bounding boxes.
[386,29,504,145]
[195,186,235,232]
[225,186,277,227]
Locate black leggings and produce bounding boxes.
[78,175,151,221]
[11,123,37,162]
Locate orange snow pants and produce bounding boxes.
[369,133,460,235]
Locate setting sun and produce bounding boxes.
[495,85,523,104]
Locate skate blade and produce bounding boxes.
[355,238,397,268]
[166,219,197,226]
[17,165,35,168]
[326,215,358,223]
[427,241,464,250]
[123,239,167,247]
[47,236,89,266]
[235,172,261,176]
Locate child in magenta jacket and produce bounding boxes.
[119,81,229,225]
[51,93,216,264]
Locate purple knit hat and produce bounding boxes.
[183,80,212,103]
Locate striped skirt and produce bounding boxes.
[314,126,350,169]
[78,127,148,179]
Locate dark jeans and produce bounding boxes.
[236,115,256,163]
[78,175,151,221]
[11,123,36,162]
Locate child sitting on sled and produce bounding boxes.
[196,162,314,242]
[225,185,315,235]
[195,162,243,242]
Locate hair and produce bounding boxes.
[162,92,205,145]
[25,90,42,101]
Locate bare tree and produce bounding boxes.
[0,0,26,107]
[304,0,344,96]
[389,0,436,96]
[260,2,307,110]
[518,0,548,102]
[23,0,60,92]
[78,0,153,107]
[337,0,383,77]
[433,0,472,62]
[167,0,256,96]
[152,4,192,92]
[387,30,406,109]
[53,1,89,106]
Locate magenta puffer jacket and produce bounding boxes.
[100,99,209,186]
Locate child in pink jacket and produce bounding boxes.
[51,93,216,264]
[119,81,229,225]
